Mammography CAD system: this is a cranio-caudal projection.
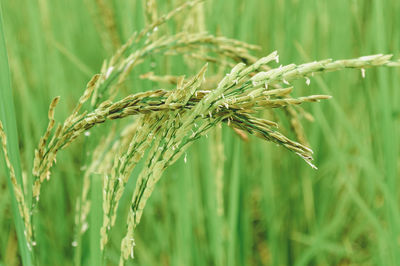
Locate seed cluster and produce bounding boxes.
[0,122,33,249]
[32,49,398,266]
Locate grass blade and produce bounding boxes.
[0,3,33,265]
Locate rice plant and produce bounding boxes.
[1,0,399,265]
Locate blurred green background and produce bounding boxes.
[0,0,399,265]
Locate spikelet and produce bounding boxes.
[32,74,100,202]
[100,115,161,250]
[33,96,59,176]
[0,121,33,248]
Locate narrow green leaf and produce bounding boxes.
[0,3,33,265]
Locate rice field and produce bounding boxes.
[0,0,399,265]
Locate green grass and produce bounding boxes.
[0,0,399,265]
[0,3,33,265]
